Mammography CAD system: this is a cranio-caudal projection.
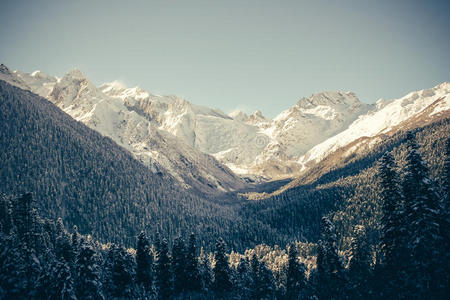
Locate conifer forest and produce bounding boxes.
[1,81,449,299]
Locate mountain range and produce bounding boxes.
[1,63,449,250]
[2,63,448,197]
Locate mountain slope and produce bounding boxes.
[298,82,450,170]
[1,66,247,194]
[4,64,448,183]
[0,80,267,248]
[101,81,372,178]
[247,91,372,177]
[240,116,449,247]
[243,83,450,200]
[100,81,269,171]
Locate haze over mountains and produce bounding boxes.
[1,63,449,194]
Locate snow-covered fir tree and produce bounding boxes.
[402,133,442,297]
[213,238,232,294]
[136,231,153,291]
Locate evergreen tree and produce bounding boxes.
[348,225,371,299]
[52,259,77,300]
[258,260,275,299]
[12,193,38,249]
[378,152,409,296]
[441,138,450,297]
[402,133,441,296]
[71,226,80,261]
[111,245,135,298]
[316,216,344,299]
[172,236,187,295]
[55,218,75,265]
[286,243,305,299]
[379,153,406,264]
[35,254,56,299]
[250,253,261,299]
[25,248,42,297]
[0,235,27,299]
[444,138,450,200]
[155,238,172,300]
[75,243,104,300]
[136,231,153,290]
[199,247,212,292]
[236,257,251,299]
[213,238,232,294]
[185,232,201,292]
[0,195,13,235]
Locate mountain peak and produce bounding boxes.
[65,68,86,80]
[247,110,269,124]
[436,81,450,91]
[229,109,249,122]
[296,91,360,108]
[250,110,267,119]
[0,64,11,74]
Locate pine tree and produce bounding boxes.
[25,248,42,297]
[402,133,441,296]
[444,138,450,201]
[379,153,406,264]
[250,253,261,299]
[199,247,212,292]
[378,152,408,296]
[75,243,104,300]
[110,245,135,298]
[316,216,344,299]
[155,238,172,300]
[71,226,80,262]
[258,260,275,299]
[0,235,27,299]
[35,254,56,299]
[55,218,75,265]
[213,238,232,294]
[348,225,371,299]
[12,193,38,249]
[172,236,187,295]
[441,138,450,297]
[286,243,305,299]
[236,257,251,299]
[0,195,13,235]
[52,259,77,300]
[185,232,201,292]
[136,231,153,290]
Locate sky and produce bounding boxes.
[1,0,449,118]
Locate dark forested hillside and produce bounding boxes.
[0,80,277,249]
[241,117,450,250]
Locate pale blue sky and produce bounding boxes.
[1,0,449,117]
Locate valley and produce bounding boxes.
[1,64,449,299]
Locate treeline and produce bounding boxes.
[1,134,449,299]
[0,193,311,299]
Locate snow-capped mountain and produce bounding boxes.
[246,91,372,177]
[2,63,448,182]
[100,81,271,173]
[0,65,247,194]
[0,64,31,90]
[100,82,372,178]
[298,82,450,170]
